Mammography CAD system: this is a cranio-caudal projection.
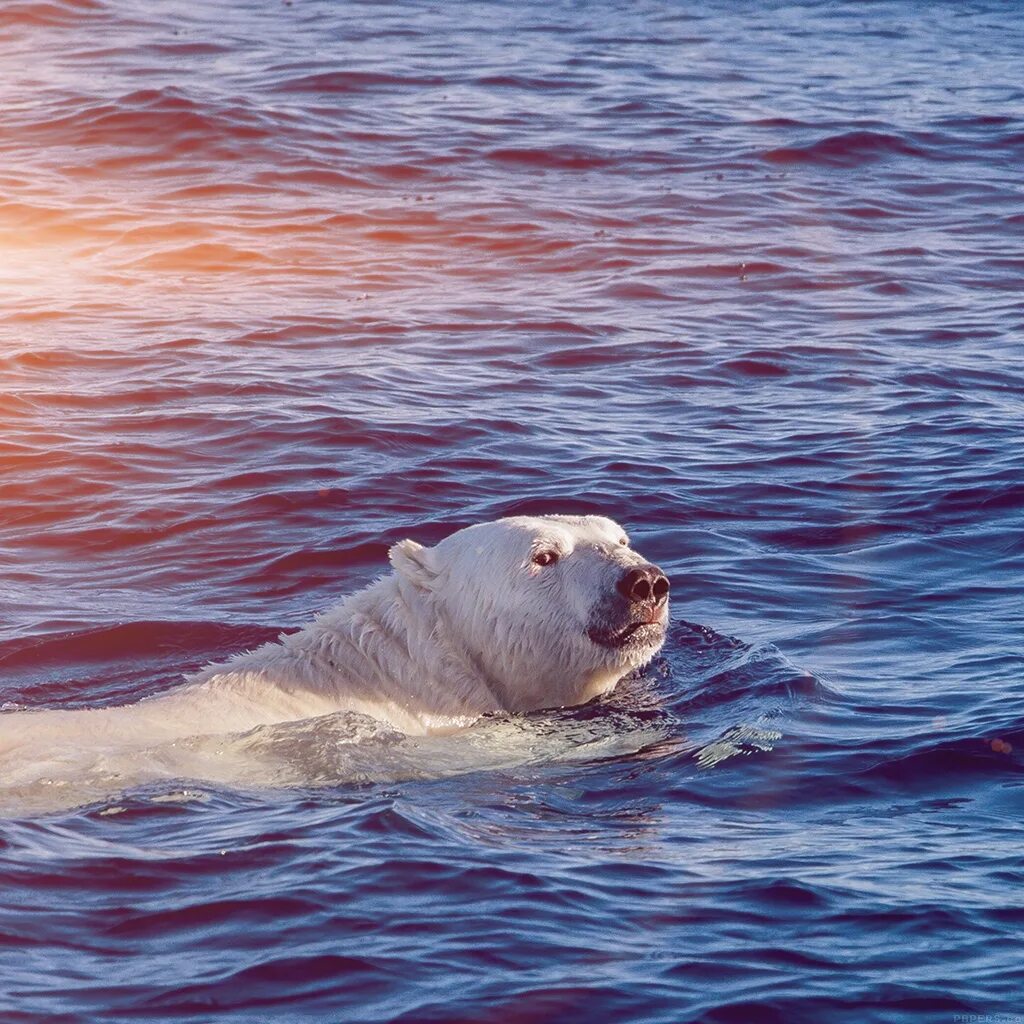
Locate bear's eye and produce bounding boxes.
[619,537,629,547]
[532,550,559,567]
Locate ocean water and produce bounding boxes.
[2,0,1023,1019]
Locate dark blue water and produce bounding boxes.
[2,1,1023,1019]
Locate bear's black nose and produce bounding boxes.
[617,565,670,605]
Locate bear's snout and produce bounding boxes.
[615,565,670,607]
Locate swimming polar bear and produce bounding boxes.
[0,515,669,758]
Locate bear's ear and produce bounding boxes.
[388,539,437,589]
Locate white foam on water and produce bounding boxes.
[0,697,673,816]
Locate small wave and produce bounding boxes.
[989,130,1024,151]
[722,355,790,378]
[21,88,276,154]
[652,260,787,279]
[474,74,587,92]
[252,167,374,190]
[0,0,105,27]
[925,483,1024,522]
[257,539,385,578]
[599,281,675,302]
[757,520,902,551]
[536,344,643,369]
[840,730,1024,798]
[127,243,274,272]
[1,345,145,371]
[762,130,932,166]
[0,620,281,674]
[834,203,897,219]
[747,116,811,128]
[935,114,1016,128]
[136,953,384,1012]
[104,894,325,940]
[486,146,618,170]
[145,41,232,57]
[271,70,447,93]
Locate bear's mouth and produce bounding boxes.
[587,618,665,650]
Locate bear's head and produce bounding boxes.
[388,515,669,712]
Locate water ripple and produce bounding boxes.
[1,0,1023,1021]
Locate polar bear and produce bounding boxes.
[0,515,669,757]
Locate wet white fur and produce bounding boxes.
[0,515,667,756]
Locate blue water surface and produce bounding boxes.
[1,1,1023,1020]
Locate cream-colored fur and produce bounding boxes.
[0,515,668,757]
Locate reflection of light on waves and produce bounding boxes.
[0,258,86,307]
[0,198,424,318]
[0,214,96,321]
